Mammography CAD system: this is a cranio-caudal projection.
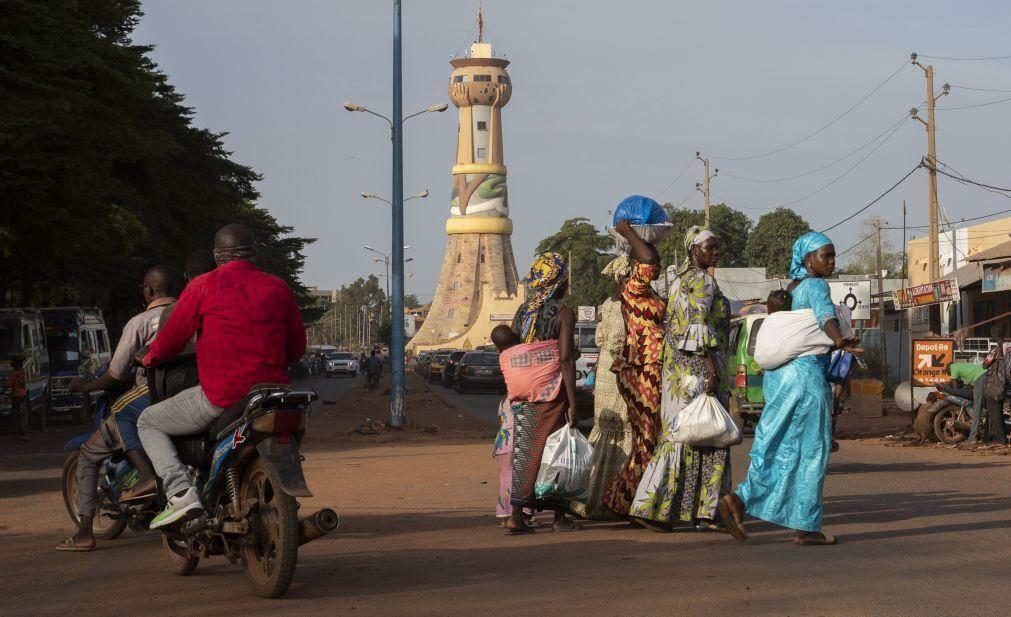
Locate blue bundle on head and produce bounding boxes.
[612,195,668,226]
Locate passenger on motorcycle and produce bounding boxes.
[56,266,181,552]
[138,224,307,529]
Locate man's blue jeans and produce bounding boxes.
[968,376,986,443]
[111,385,151,452]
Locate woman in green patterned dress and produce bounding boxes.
[630,225,733,531]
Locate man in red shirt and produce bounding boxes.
[138,224,307,528]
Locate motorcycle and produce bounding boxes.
[61,384,339,598]
[927,382,1011,445]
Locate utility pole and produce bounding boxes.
[389,0,407,426]
[695,151,718,227]
[910,53,950,333]
[876,219,888,383]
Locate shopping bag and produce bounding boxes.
[534,426,594,502]
[671,394,743,448]
[753,309,834,370]
[827,350,854,385]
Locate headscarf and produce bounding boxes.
[516,252,568,343]
[213,245,256,266]
[677,225,716,276]
[789,231,833,280]
[601,254,632,282]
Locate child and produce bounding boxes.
[7,357,29,440]
[766,289,792,314]
[489,326,536,526]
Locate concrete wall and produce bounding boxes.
[908,216,1011,286]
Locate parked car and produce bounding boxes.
[325,351,358,377]
[441,350,467,388]
[42,307,110,424]
[724,313,767,429]
[415,351,431,376]
[0,308,51,430]
[455,351,504,394]
[426,349,455,383]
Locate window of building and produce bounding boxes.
[476,121,487,131]
[480,254,485,263]
[457,253,461,263]
[476,147,487,159]
[497,75,510,84]
[474,74,491,82]
[452,75,465,83]
[447,309,455,318]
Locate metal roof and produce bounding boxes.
[966,238,1011,263]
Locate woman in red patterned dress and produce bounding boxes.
[603,218,666,516]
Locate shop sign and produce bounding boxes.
[911,338,955,386]
[893,279,959,310]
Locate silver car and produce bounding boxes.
[325,351,359,377]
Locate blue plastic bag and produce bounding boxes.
[613,195,667,226]
[827,350,854,385]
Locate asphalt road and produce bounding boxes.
[423,377,502,425]
[2,379,1010,617]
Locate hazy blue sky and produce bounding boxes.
[135,1,1011,299]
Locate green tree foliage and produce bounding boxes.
[655,203,752,269]
[534,218,614,309]
[835,216,906,277]
[745,208,812,277]
[314,276,388,349]
[0,0,315,329]
[404,294,422,308]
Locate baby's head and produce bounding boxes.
[491,325,521,352]
[767,290,792,314]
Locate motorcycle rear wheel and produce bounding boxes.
[240,457,299,599]
[161,532,200,576]
[62,451,127,541]
[933,405,967,445]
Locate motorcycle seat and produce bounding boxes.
[938,384,974,400]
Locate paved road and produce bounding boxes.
[424,379,501,425]
[2,381,1010,616]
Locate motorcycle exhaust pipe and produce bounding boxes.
[298,508,340,546]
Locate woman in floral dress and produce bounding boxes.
[630,225,733,531]
[602,220,666,517]
[572,256,632,519]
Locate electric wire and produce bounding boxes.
[935,97,1011,110]
[655,158,698,199]
[836,230,879,258]
[919,54,1011,61]
[950,84,1011,93]
[926,161,1011,194]
[820,164,923,233]
[719,114,909,184]
[704,59,909,161]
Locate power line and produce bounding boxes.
[719,114,908,184]
[836,230,879,258]
[764,117,910,210]
[919,53,1011,61]
[655,158,697,199]
[704,59,909,161]
[927,161,1011,194]
[935,96,1011,110]
[934,160,1011,199]
[820,164,922,233]
[951,84,1011,93]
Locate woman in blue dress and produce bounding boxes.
[719,232,859,546]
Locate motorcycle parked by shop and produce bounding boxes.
[61,384,338,598]
[928,383,1011,445]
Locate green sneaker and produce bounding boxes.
[150,486,204,529]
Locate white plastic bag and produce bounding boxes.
[753,308,833,370]
[672,394,743,448]
[534,427,594,502]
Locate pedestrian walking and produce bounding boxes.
[602,218,666,517]
[7,357,29,440]
[629,225,734,532]
[721,232,859,546]
[571,257,631,520]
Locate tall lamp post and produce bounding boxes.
[343,1,447,428]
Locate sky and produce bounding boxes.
[134,0,1011,301]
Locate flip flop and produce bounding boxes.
[718,495,748,542]
[551,522,583,532]
[794,533,837,546]
[55,537,95,552]
[119,481,157,503]
[506,525,536,535]
[631,517,672,533]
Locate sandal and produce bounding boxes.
[55,537,95,552]
[506,525,536,535]
[794,532,837,546]
[631,517,672,533]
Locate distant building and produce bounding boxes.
[305,286,337,309]
[907,216,1011,286]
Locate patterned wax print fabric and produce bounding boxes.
[736,277,836,532]
[631,267,733,526]
[571,298,632,520]
[510,399,568,512]
[602,261,665,516]
[494,398,517,517]
[514,253,567,343]
[499,340,562,403]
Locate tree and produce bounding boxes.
[836,215,905,277]
[534,218,614,309]
[404,294,421,308]
[0,0,314,332]
[655,203,752,269]
[745,208,812,277]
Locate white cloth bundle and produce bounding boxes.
[754,308,833,370]
[671,393,743,448]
